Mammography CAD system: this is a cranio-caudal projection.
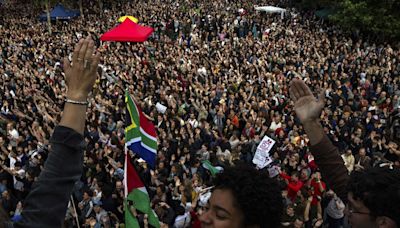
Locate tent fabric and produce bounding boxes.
[100,19,154,42]
[254,6,287,13]
[39,4,80,21]
[118,16,139,23]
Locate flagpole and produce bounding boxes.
[124,90,132,200]
[70,196,80,228]
[124,145,128,199]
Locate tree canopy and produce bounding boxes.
[298,0,400,42]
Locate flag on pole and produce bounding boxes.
[125,91,158,168]
[124,152,160,228]
[202,160,223,177]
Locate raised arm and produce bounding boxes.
[15,36,100,228]
[289,79,349,203]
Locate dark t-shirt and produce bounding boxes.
[384,150,399,163]
[280,213,296,228]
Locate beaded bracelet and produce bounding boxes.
[65,98,89,106]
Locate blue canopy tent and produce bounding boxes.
[39,4,80,21]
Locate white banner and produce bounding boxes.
[252,136,276,169]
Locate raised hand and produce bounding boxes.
[63,36,100,101]
[60,36,101,135]
[289,79,325,124]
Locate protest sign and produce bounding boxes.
[252,136,276,169]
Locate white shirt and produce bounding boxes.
[174,212,191,228]
[269,121,281,132]
[8,155,16,169]
[188,118,199,128]
[326,197,345,219]
[8,128,19,140]
[13,169,25,191]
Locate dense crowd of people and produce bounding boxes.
[0,0,399,227]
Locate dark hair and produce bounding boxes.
[348,168,400,226]
[83,189,93,198]
[14,161,22,168]
[213,163,283,228]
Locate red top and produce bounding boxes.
[280,173,304,201]
[190,211,202,228]
[310,179,326,205]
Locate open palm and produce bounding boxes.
[63,36,100,100]
[289,79,325,123]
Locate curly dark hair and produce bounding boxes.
[213,163,283,228]
[348,167,400,226]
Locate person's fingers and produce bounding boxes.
[289,80,295,97]
[90,52,101,73]
[72,39,84,63]
[78,36,90,61]
[293,79,307,97]
[297,79,313,96]
[289,89,298,103]
[318,89,326,108]
[63,57,70,72]
[84,39,95,69]
[86,41,95,59]
[289,79,301,99]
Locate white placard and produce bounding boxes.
[156,102,167,114]
[252,136,276,169]
[268,165,281,178]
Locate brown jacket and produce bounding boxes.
[310,135,350,203]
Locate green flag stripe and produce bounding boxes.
[127,189,149,213]
[126,93,139,125]
[125,93,158,150]
[202,160,219,176]
[125,127,140,141]
[140,129,158,149]
[148,209,160,228]
[127,189,160,228]
[125,127,157,149]
[125,203,140,228]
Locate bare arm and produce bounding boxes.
[304,197,312,222]
[59,37,100,134]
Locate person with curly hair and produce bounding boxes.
[199,163,283,228]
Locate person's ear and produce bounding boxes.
[376,216,397,228]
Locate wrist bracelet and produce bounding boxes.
[65,98,88,106]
